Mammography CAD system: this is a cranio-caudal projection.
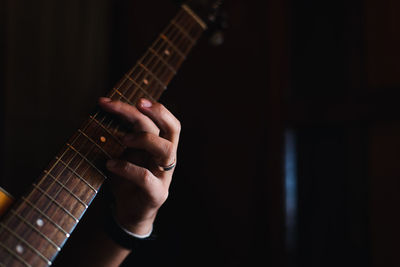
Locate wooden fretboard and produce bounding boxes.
[0,5,206,267]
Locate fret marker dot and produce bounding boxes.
[16,245,24,254]
[143,79,149,85]
[36,218,44,227]
[164,49,171,56]
[100,136,106,143]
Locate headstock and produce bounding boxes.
[185,0,224,23]
[185,0,228,46]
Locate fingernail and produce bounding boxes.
[106,159,117,169]
[140,98,152,108]
[99,97,112,103]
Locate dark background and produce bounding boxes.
[1,0,400,266]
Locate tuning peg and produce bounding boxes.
[209,30,224,46]
[208,9,228,46]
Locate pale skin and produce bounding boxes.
[83,97,180,267]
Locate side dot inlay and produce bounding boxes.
[15,245,24,254]
[36,218,44,227]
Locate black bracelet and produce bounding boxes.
[104,214,155,251]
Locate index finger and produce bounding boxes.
[98,97,160,135]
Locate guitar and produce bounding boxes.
[0,1,223,266]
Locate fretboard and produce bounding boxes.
[0,5,206,267]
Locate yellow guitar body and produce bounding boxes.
[0,187,14,217]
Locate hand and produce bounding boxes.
[98,97,180,236]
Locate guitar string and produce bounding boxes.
[0,8,199,266]
[0,7,202,265]
[0,14,198,267]
[123,9,195,101]
[101,8,190,132]
[0,22,179,267]
[93,9,187,139]
[94,8,193,151]
[102,7,201,142]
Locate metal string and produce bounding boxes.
[0,6,204,266]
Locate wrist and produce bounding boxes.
[105,211,156,251]
[117,217,155,236]
[114,208,157,236]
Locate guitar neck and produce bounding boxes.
[0,5,206,267]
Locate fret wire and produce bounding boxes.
[148,12,196,93]
[167,25,194,55]
[10,210,61,251]
[6,7,204,259]
[54,157,98,194]
[123,21,178,101]
[63,121,116,196]
[148,48,177,74]
[89,115,125,147]
[0,6,206,265]
[23,102,123,260]
[66,143,107,180]
[141,50,176,88]
[116,24,168,100]
[95,7,189,132]
[116,77,145,103]
[182,4,207,30]
[177,6,204,40]
[160,34,186,59]
[123,53,166,101]
[137,7,200,100]
[112,88,135,106]
[146,17,195,101]
[0,239,30,267]
[5,130,86,261]
[100,9,188,140]
[36,139,97,236]
[124,74,157,102]
[77,129,112,159]
[65,119,118,196]
[54,114,124,220]
[137,63,167,89]
[44,170,88,209]
[96,6,199,129]
[132,14,189,99]
[100,5,202,157]
[171,20,196,44]
[13,132,100,254]
[101,29,163,133]
[32,184,79,223]
[22,197,70,237]
[96,33,156,134]
[152,35,185,70]
[164,15,191,55]
[0,223,52,265]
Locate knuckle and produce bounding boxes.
[153,102,164,111]
[141,169,153,186]
[113,100,123,112]
[140,132,153,143]
[120,161,131,174]
[159,107,169,119]
[164,142,175,157]
[174,118,182,133]
[160,190,169,203]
